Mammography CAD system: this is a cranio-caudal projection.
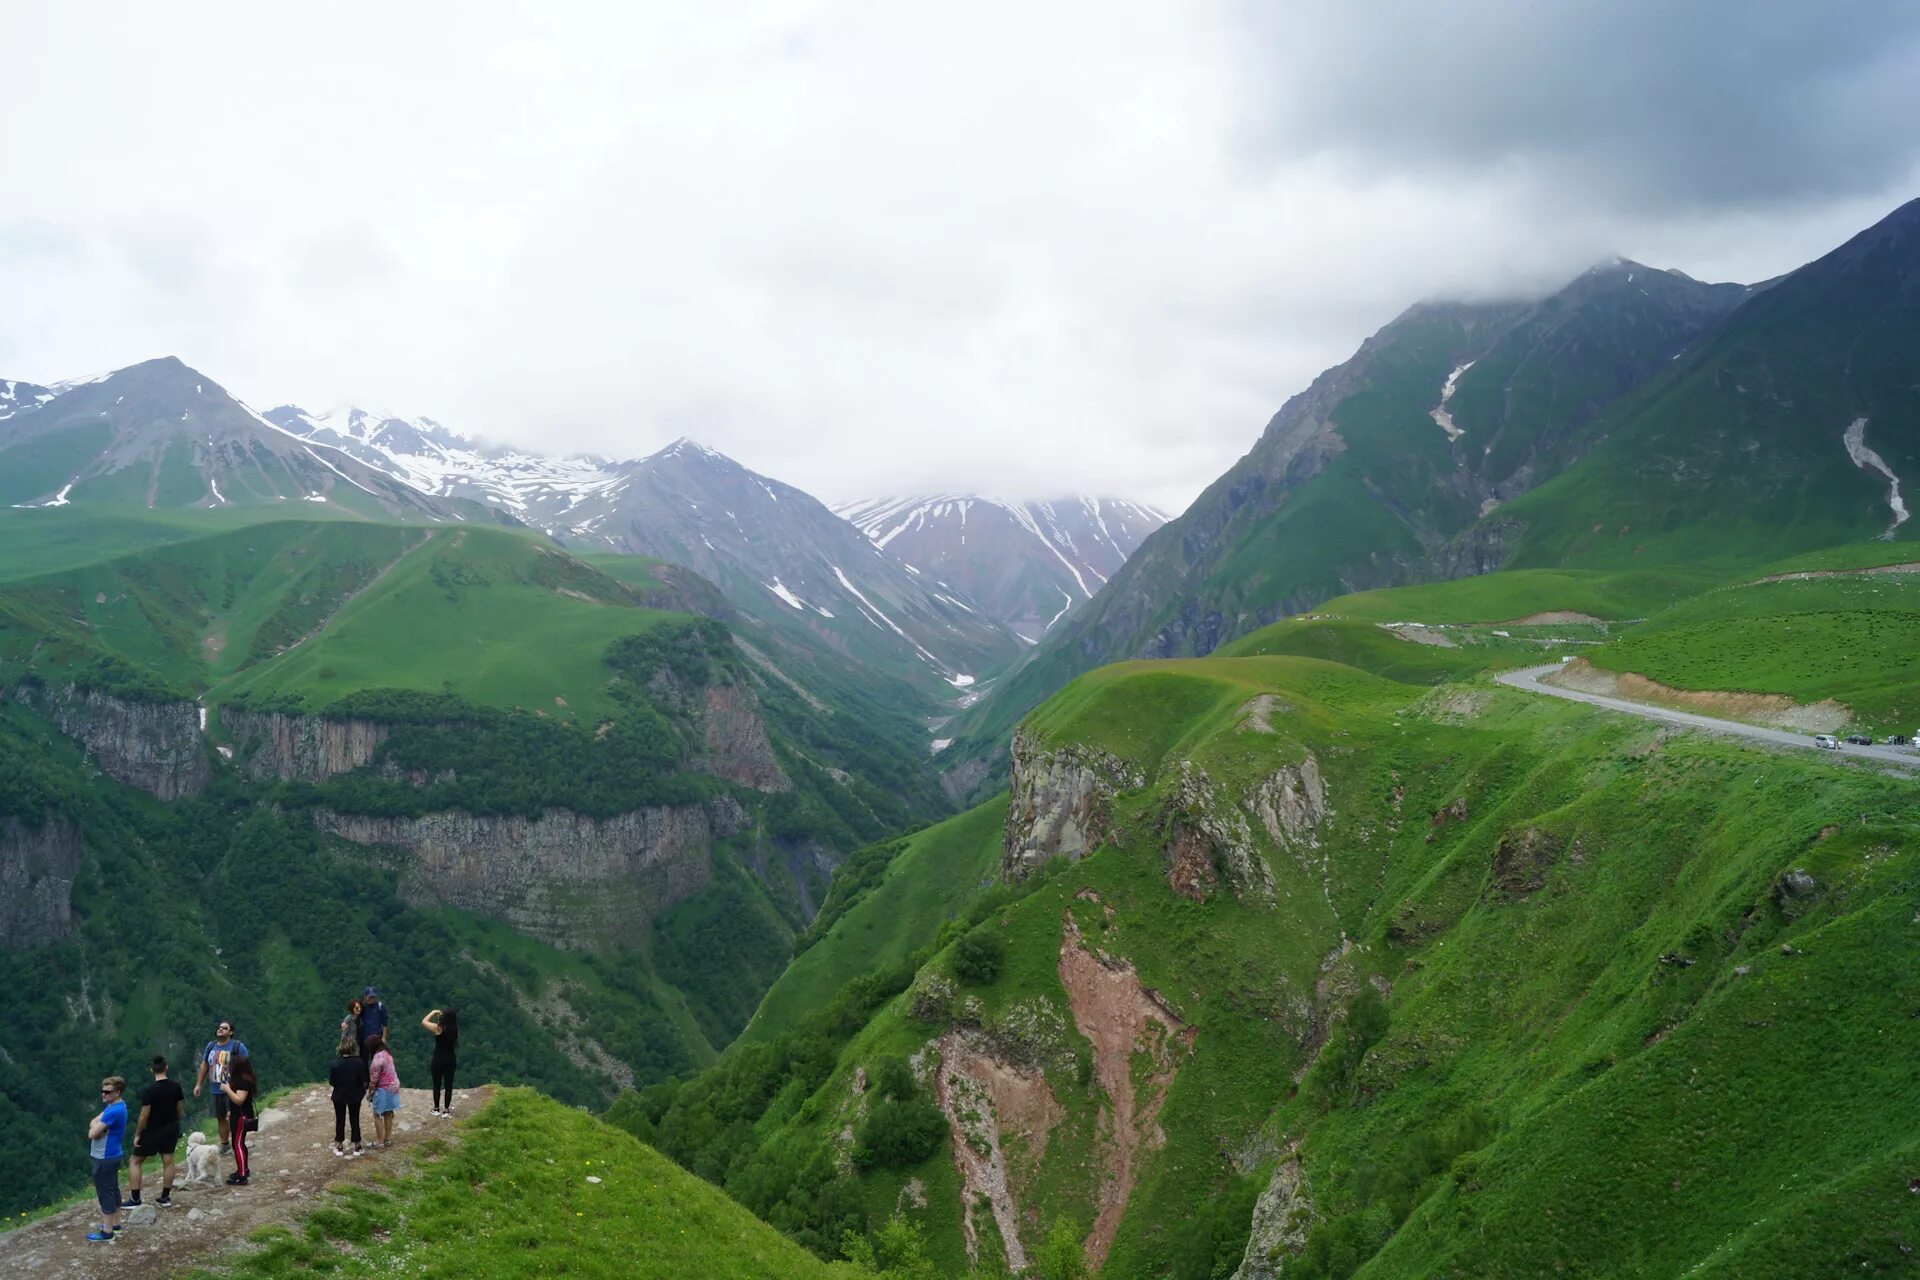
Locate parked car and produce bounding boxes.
[1845,734,1874,746]
[1814,735,1840,750]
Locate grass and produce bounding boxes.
[1584,570,1920,732]
[196,1088,862,1279]
[645,639,1920,1279]
[209,525,683,722]
[744,797,1007,1041]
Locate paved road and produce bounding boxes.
[1494,664,1920,771]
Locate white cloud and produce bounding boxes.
[2,2,1916,512]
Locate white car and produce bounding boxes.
[1813,734,1840,750]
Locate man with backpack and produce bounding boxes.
[358,987,389,1061]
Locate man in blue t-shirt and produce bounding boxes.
[358,987,389,1059]
[193,1019,248,1152]
[86,1075,128,1242]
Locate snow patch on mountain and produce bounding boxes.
[1843,416,1910,536]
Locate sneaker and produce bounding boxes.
[332,1144,345,1157]
[156,1191,172,1207]
[87,1229,115,1243]
[126,1191,142,1207]
[225,1173,247,1185]
[220,1143,231,1155]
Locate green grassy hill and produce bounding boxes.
[203,1089,863,1280]
[1582,564,1920,734]
[614,626,1920,1278]
[745,798,1008,1043]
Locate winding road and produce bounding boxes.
[1495,664,1920,771]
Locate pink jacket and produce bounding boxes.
[369,1048,400,1093]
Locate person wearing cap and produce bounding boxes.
[358,987,389,1061]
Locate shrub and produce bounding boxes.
[855,1096,946,1169]
[952,929,1006,985]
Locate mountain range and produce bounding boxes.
[0,359,502,525]
[833,495,1169,642]
[937,200,1920,787]
[4,194,1920,1278]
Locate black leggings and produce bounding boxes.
[431,1055,457,1109]
[333,1097,362,1145]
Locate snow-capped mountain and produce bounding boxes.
[833,495,1170,641]
[266,406,1026,694]
[0,360,503,524]
[263,406,625,518]
[0,378,57,423]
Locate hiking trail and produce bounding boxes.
[3,1084,489,1279]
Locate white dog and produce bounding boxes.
[183,1131,220,1187]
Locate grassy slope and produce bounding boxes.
[632,644,1920,1278]
[210,525,679,722]
[1583,569,1920,732]
[0,517,685,722]
[202,1089,859,1280]
[745,797,1007,1042]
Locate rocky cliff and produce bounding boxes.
[219,708,390,782]
[0,813,84,947]
[314,803,716,949]
[693,682,790,792]
[9,683,209,800]
[644,668,791,793]
[1002,728,1144,880]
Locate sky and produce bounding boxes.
[3,2,1919,513]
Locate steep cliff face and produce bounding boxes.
[219,708,390,782]
[1002,728,1145,880]
[314,804,714,949]
[0,814,84,948]
[693,681,790,792]
[9,684,208,800]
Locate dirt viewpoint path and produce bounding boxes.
[3,1085,489,1280]
[1496,664,1920,771]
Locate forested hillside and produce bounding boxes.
[0,510,960,1218]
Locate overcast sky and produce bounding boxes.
[4,2,1918,512]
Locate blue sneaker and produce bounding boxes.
[87,1229,115,1243]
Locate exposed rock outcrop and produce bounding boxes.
[932,1028,1063,1272]
[219,708,390,782]
[1162,760,1276,904]
[314,805,712,948]
[693,681,790,792]
[1233,1151,1317,1280]
[1245,755,1329,855]
[645,669,790,792]
[0,814,84,947]
[1002,728,1144,880]
[9,683,208,799]
[1058,912,1193,1269]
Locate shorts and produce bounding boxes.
[91,1157,122,1215]
[371,1088,401,1115]
[134,1126,179,1159]
[212,1092,231,1120]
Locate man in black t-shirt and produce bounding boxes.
[128,1055,185,1207]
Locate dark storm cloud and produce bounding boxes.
[1239,1,1920,211]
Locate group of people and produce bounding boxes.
[81,986,463,1245]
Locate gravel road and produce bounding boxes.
[1495,664,1920,771]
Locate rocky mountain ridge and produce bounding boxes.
[0,358,504,524]
[261,412,1027,697]
[834,494,1170,641]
